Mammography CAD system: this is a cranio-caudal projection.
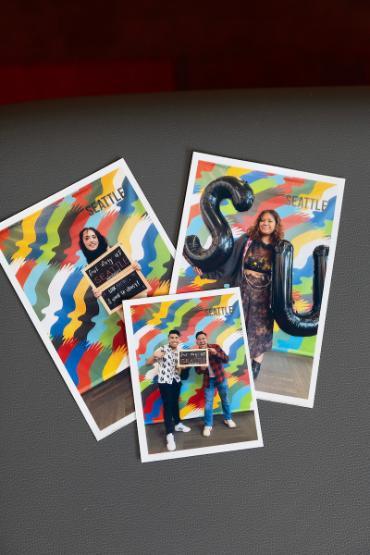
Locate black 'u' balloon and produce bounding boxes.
[271,241,329,336]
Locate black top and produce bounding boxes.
[200,234,275,287]
[243,240,273,275]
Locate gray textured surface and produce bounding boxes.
[0,88,369,554]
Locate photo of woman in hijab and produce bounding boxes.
[77,227,142,334]
[79,227,109,265]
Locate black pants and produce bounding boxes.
[158,381,181,434]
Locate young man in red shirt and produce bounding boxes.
[194,331,236,437]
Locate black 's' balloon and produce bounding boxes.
[271,241,329,336]
[184,176,254,272]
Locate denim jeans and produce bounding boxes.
[204,378,232,427]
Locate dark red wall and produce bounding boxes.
[0,1,369,103]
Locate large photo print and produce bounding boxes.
[171,153,345,407]
[124,288,263,462]
[0,159,174,439]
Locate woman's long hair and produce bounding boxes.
[79,227,108,263]
[246,209,284,245]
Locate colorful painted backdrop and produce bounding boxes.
[177,160,339,357]
[0,167,173,393]
[130,292,252,424]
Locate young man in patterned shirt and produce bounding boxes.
[147,330,191,451]
[194,331,236,437]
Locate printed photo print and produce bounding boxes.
[124,288,263,462]
[171,153,345,407]
[0,159,174,439]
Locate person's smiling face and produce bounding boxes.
[82,229,99,251]
[196,333,208,349]
[168,333,180,349]
[258,212,276,236]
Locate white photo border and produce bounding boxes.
[123,287,264,463]
[170,152,345,409]
[0,159,175,440]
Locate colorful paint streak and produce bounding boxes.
[0,168,173,393]
[129,292,252,424]
[177,161,339,357]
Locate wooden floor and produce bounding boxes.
[82,370,134,430]
[255,351,313,399]
[145,412,258,454]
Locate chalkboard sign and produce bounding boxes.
[83,243,151,314]
[100,270,147,312]
[84,245,131,288]
[178,349,209,368]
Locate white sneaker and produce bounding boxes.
[175,422,191,432]
[203,426,212,437]
[224,419,236,428]
[166,433,176,451]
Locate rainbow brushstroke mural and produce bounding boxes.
[129,291,252,424]
[0,164,173,394]
[176,159,339,357]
